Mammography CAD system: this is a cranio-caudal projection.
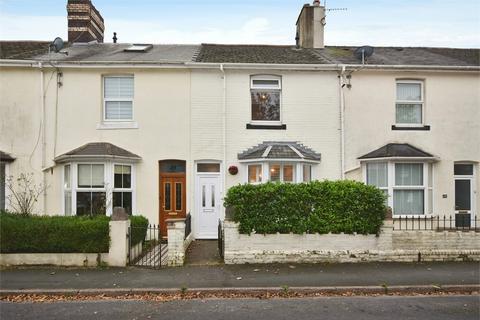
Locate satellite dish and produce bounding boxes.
[50,37,64,53]
[354,46,374,64]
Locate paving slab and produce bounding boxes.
[0,262,478,291]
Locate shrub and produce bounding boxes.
[0,212,110,253]
[223,180,387,235]
[130,215,149,246]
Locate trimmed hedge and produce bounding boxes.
[0,212,110,253]
[130,215,149,246]
[223,180,387,235]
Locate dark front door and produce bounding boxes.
[159,160,186,237]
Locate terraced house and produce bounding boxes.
[1,0,479,240]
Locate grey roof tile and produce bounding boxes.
[55,142,141,162]
[0,151,15,162]
[358,143,434,159]
[238,141,321,161]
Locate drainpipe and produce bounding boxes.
[220,64,226,218]
[339,65,346,180]
[39,62,47,213]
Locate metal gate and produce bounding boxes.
[128,224,168,269]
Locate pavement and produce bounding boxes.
[1,295,479,320]
[0,262,479,292]
[184,240,222,266]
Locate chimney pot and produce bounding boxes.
[113,32,118,43]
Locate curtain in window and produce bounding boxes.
[394,190,424,214]
[104,77,134,98]
[367,162,388,187]
[105,101,133,120]
[397,83,421,101]
[395,163,423,186]
[78,164,104,188]
[396,104,422,124]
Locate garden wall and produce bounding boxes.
[223,220,480,264]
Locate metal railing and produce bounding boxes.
[393,214,478,231]
[128,224,167,269]
[185,213,191,240]
[218,219,224,259]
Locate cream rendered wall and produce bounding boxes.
[344,70,480,216]
[1,66,192,224]
[0,67,47,213]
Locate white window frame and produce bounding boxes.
[0,162,9,212]
[247,163,264,184]
[245,161,315,184]
[269,162,296,183]
[250,75,282,126]
[395,80,424,127]
[363,160,432,217]
[103,75,135,123]
[63,162,136,216]
[112,164,134,215]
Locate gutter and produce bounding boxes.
[1,59,480,72]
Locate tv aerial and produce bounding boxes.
[354,46,374,64]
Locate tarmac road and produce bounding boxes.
[1,295,479,320]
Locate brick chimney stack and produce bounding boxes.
[296,1,326,49]
[67,0,105,43]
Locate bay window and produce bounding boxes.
[63,162,135,216]
[248,164,263,184]
[365,161,432,215]
[247,162,313,184]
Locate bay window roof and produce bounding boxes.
[358,143,435,160]
[238,141,321,162]
[0,151,15,162]
[55,142,141,163]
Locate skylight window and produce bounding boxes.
[124,44,153,52]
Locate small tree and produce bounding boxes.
[6,173,48,215]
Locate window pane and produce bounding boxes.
[78,164,92,188]
[160,160,186,173]
[1,163,6,211]
[164,183,171,211]
[283,165,294,182]
[113,191,132,215]
[396,104,422,124]
[270,164,281,182]
[395,163,423,186]
[91,164,104,188]
[64,165,71,189]
[105,101,133,120]
[202,185,206,207]
[252,79,280,89]
[393,190,424,215]
[397,83,421,101]
[211,185,215,207]
[104,77,134,98]
[251,90,280,121]
[64,191,72,216]
[303,165,312,182]
[367,162,388,188]
[114,165,131,189]
[175,183,182,211]
[76,192,106,216]
[197,163,220,173]
[454,164,474,176]
[248,165,262,183]
[455,180,471,211]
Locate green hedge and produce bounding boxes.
[130,215,149,246]
[0,212,110,253]
[223,180,387,235]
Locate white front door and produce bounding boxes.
[196,175,221,239]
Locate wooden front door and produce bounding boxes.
[159,174,186,236]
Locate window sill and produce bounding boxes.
[97,122,139,130]
[391,125,430,131]
[246,124,287,130]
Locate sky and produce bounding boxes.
[0,0,479,48]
